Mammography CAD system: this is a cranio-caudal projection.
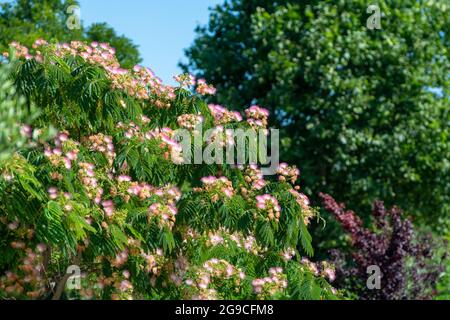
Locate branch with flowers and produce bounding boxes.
[0,40,336,300]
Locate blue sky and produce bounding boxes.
[78,0,223,84]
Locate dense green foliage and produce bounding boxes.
[0,62,33,161]
[0,0,141,68]
[0,41,336,300]
[183,0,450,233]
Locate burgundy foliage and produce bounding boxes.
[319,193,447,300]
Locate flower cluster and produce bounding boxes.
[206,125,235,148]
[167,255,189,287]
[299,258,336,282]
[72,226,171,300]
[88,271,134,300]
[196,176,234,202]
[0,244,47,299]
[142,248,166,276]
[112,249,129,268]
[44,132,79,173]
[67,266,136,300]
[208,104,242,125]
[276,163,300,184]
[130,65,176,106]
[177,113,204,130]
[281,247,296,262]
[53,41,120,69]
[47,187,75,212]
[154,185,182,205]
[320,261,336,282]
[252,267,288,299]
[204,228,263,256]
[114,176,182,230]
[174,73,196,88]
[86,133,116,166]
[148,203,178,230]
[185,259,245,300]
[78,162,103,204]
[7,40,177,108]
[196,79,216,95]
[112,276,134,300]
[146,128,184,164]
[289,189,314,225]
[243,164,266,191]
[102,200,115,218]
[8,41,35,60]
[116,121,143,140]
[116,175,181,204]
[117,123,184,164]
[245,105,269,129]
[255,194,281,222]
[116,177,149,202]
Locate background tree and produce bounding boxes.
[0,0,141,68]
[182,0,450,240]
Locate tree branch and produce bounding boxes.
[51,250,82,300]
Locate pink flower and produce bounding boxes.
[102,200,113,207]
[252,179,266,190]
[63,157,72,169]
[201,176,216,185]
[66,151,78,161]
[58,133,68,142]
[323,268,336,282]
[223,188,233,198]
[36,243,46,253]
[44,148,52,157]
[8,221,19,230]
[48,187,58,199]
[119,280,133,292]
[20,125,32,138]
[118,175,132,183]
[102,200,115,217]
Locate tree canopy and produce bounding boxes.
[0,0,141,68]
[0,40,336,300]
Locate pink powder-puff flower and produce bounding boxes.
[185,279,194,286]
[66,150,78,161]
[63,157,72,170]
[118,280,133,292]
[117,175,132,183]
